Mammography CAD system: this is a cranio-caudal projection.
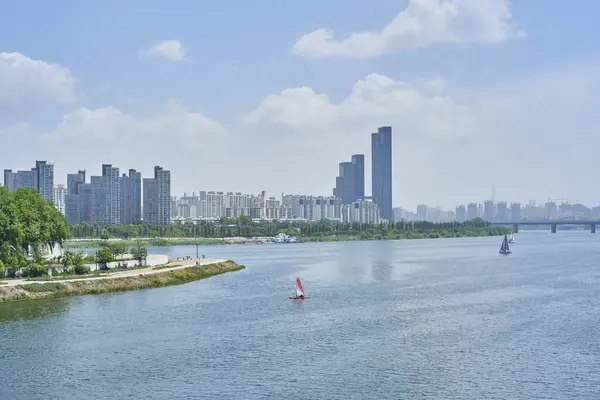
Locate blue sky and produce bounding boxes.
[1,0,600,209]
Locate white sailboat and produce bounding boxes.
[499,235,511,255]
[508,233,515,243]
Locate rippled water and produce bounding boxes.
[1,232,600,399]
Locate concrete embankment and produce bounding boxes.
[0,259,244,303]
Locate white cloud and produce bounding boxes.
[2,100,228,194]
[0,73,476,207]
[0,52,76,111]
[3,61,600,209]
[241,73,478,205]
[139,40,188,61]
[293,0,518,58]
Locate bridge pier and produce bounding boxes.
[512,224,519,233]
[551,223,557,233]
[592,224,596,234]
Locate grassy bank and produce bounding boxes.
[304,226,512,242]
[64,238,227,249]
[0,261,244,303]
[65,226,511,248]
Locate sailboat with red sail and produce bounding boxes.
[290,277,309,299]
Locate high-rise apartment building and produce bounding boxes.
[351,154,364,201]
[120,169,142,224]
[496,201,508,221]
[455,205,466,222]
[91,164,121,225]
[65,170,87,225]
[67,170,86,195]
[371,126,393,221]
[35,161,54,202]
[53,184,66,215]
[3,170,17,191]
[143,166,171,225]
[483,200,495,221]
[417,204,428,220]
[17,170,35,190]
[510,202,521,222]
[467,203,478,220]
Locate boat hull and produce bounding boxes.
[289,296,309,300]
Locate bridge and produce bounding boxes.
[490,220,600,233]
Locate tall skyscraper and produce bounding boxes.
[371,126,393,221]
[35,161,54,202]
[351,154,365,201]
[334,154,365,205]
[120,169,142,224]
[143,166,171,225]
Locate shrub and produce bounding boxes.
[22,264,47,278]
[73,264,91,275]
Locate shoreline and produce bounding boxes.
[64,228,512,248]
[0,259,244,303]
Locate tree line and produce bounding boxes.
[69,216,505,239]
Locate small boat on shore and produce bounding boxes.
[290,277,308,299]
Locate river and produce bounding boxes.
[1,232,599,399]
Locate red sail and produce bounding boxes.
[296,277,304,296]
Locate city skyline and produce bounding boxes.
[1,1,599,209]
[6,158,600,214]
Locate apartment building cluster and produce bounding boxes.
[171,191,339,222]
[454,200,600,222]
[4,161,55,202]
[3,161,171,226]
[171,191,381,225]
[65,165,171,225]
[172,191,275,221]
[395,200,600,224]
[393,205,456,223]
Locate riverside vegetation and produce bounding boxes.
[0,187,152,280]
[66,216,511,247]
[0,187,70,278]
[0,260,245,302]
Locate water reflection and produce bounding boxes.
[369,241,394,282]
[0,298,71,323]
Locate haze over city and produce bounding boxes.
[1,0,599,209]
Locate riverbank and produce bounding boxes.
[0,259,244,303]
[65,226,511,248]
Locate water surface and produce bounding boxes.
[1,232,599,399]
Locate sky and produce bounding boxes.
[1,0,599,210]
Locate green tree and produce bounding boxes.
[0,187,69,270]
[96,248,114,270]
[130,244,148,266]
[103,241,128,260]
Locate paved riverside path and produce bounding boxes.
[1,258,227,287]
